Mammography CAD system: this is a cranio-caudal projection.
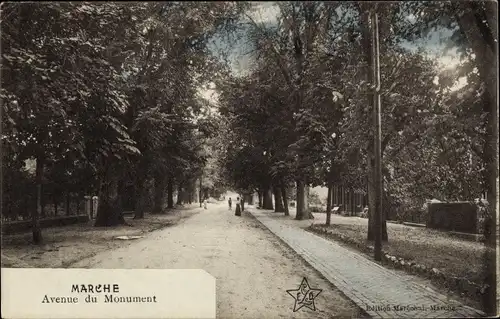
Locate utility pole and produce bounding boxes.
[371,8,383,261]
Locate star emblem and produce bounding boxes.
[286,277,322,312]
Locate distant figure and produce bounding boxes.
[235,197,241,216]
[228,197,232,210]
[203,198,207,210]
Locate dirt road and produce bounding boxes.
[71,200,365,319]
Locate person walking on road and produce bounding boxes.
[203,198,207,210]
[235,197,241,216]
[228,197,232,210]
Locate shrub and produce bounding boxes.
[308,191,322,206]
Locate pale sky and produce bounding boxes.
[248,2,280,24]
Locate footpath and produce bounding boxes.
[248,208,486,318]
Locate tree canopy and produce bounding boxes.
[2,0,497,248]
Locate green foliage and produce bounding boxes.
[217,1,493,221]
[1,2,243,222]
[2,1,494,228]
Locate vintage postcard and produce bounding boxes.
[1,1,498,318]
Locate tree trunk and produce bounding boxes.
[296,180,304,220]
[241,198,245,212]
[326,183,333,225]
[296,180,313,220]
[454,5,498,314]
[342,187,346,214]
[192,182,196,204]
[281,184,289,216]
[199,176,203,207]
[306,184,314,219]
[187,183,193,204]
[258,191,263,207]
[333,186,337,209]
[41,190,45,218]
[65,192,70,216]
[94,164,125,227]
[262,186,274,210]
[273,186,285,212]
[482,48,498,241]
[54,196,58,216]
[152,173,167,214]
[381,190,388,241]
[185,183,191,205]
[134,178,148,219]
[455,0,498,240]
[348,188,353,216]
[33,157,43,244]
[167,176,174,209]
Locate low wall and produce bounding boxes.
[1,215,90,235]
[427,202,478,234]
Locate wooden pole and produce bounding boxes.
[371,9,383,261]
